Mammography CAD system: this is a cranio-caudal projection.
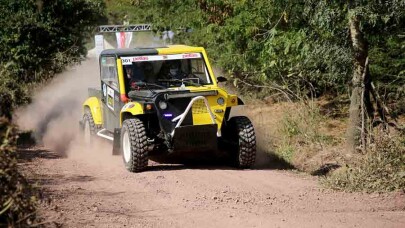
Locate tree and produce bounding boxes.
[0,0,107,116]
[0,0,106,82]
[344,0,405,151]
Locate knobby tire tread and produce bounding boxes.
[122,118,148,172]
[229,116,256,168]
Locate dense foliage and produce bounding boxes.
[0,0,106,114]
[107,0,405,99]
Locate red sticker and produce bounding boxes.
[182,53,199,58]
[132,56,149,61]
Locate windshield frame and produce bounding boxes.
[120,52,213,92]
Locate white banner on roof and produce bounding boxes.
[115,32,133,48]
[124,32,132,47]
[121,53,202,65]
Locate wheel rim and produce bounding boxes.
[84,119,91,144]
[122,130,131,163]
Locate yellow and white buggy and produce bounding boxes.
[81,25,256,172]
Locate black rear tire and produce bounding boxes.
[225,116,256,168]
[83,110,96,145]
[121,118,148,172]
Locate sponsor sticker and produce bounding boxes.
[182,53,199,58]
[102,83,107,97]
[121,53,202,65]
[132,56,149,61]
[107,87,114,111]
[122,103,135,112]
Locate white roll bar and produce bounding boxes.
[171,96,216,136]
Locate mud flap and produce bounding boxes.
[172,124,218,152]
[112,128,121,155]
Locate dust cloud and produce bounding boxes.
[14,35,158,163]
[15,49,110,158]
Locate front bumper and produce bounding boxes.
[172,124,218,152]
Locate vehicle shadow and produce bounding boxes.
[147,162,234,172]
[16,131,295,172]
[146,146,295,172]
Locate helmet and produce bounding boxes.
[169,60,181,76]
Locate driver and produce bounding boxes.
[125,66,133,80]
[125,64,145,83]
[168,60,186,80]
[125,64,146,90]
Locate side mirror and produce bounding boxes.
[217,76,227,83]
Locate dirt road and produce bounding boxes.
[20,144,404,228]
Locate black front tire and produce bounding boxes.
[121,118,148,172]
[225,116,256,168]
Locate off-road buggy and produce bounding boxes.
[81,25,256,172]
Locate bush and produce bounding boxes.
[0,0,107,115]
[0,118,38,227]
[0,0,107,83]
[324,134,405,192]
[0,65,31,118]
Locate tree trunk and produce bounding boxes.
[347,14,369,152]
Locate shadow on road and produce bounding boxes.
[17,141,294,174]
[17,147,63,162]
[254,152,295,170]
[145,162,295,173]
[147,149,295,172]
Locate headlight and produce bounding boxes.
[217,97,225,105]
[159,101,168,110]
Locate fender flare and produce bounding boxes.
[223,98,244,124]
[83,97,102,125]
[120,102,144,125]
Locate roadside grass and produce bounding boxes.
[322,133,405,192]
[270,98,405,193]
[275,101,341,171]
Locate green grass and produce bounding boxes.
[275,101,336,166]
[275,142,295,163]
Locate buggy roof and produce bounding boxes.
[100,45,205,57]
